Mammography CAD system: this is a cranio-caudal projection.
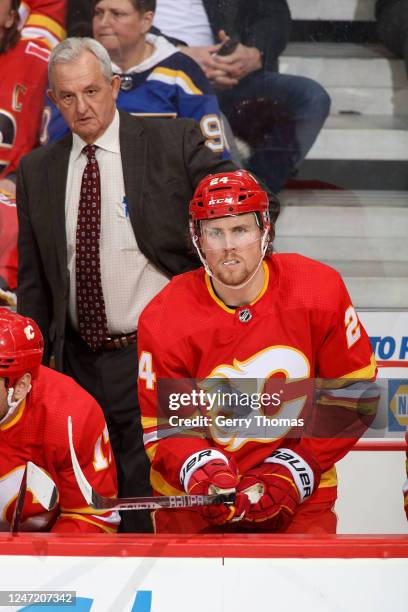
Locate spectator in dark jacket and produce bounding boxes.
[376,0,408,75]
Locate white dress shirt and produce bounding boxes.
[153,0,214,47]
[66,110,169,334]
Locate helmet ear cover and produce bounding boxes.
[0,309,44,381]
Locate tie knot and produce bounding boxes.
[83,144,97,162]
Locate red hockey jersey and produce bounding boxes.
[138,254,377,503]
[0,190,18,290]
[0,366,119,533]
[0,0,65,178]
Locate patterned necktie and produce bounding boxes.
[75,144,108,351]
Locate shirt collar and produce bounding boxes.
[71,109,121,160]
[111,34,177,74]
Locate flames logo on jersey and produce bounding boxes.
[202,345,310,451]
[0,466,57,532]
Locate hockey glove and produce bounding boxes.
[180,449,250,525]
[238,447,321,532]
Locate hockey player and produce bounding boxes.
[0,309,120,533]
[41,0,229,159]
[137,170,378,534]
[0,0,65,192]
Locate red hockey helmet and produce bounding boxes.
[189,170,270,239]
[0,309,43,380]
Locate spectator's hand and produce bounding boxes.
[210,71,239,90]
[178,43,224,79]
[0,179,16,197]
[213,30,263,83]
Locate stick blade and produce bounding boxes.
[10,462,58,533]
[26,462,58,511]
[67,415,93,505]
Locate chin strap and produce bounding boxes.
[193,229,270,292]
[0,385,31,425]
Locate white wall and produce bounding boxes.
[336,450,408,533]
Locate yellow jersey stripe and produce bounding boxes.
[26,14,66,41]
[205,261,269,313]
[141,416,158,429]
[318,465,337,488]
[151,468,184,496]
[0,399,26,431]
[151,67,203,95]
[343,353,377,379]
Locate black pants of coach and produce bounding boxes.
[63,327,153,533]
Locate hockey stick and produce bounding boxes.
[67,416,235,511]
[10,462,58,533]
[10,465,27,533]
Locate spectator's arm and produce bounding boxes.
[182,119,239,185]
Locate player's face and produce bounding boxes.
[0,377,8,419]
[92,0,153,58]
[48,51,121,144]
[200,213,264,286]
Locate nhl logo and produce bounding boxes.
[238,308,252,323]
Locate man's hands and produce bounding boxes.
[178,43,224,79]
[213,30,262,88]
[180,450,250,525]
[178,30,262,90]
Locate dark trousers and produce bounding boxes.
[377,0,408,75]
[219,70,331,193]
[63,328,153,533]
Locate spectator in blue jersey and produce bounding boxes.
[153,0,331,193]
[42,0,230,159]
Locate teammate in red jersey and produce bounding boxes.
[0,309,120,533]
[138,170,378,534]
[0,0,65,193]
[0,189,18,305]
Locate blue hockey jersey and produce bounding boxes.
[41,34,230,158]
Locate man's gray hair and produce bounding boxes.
[48,37,113,87]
